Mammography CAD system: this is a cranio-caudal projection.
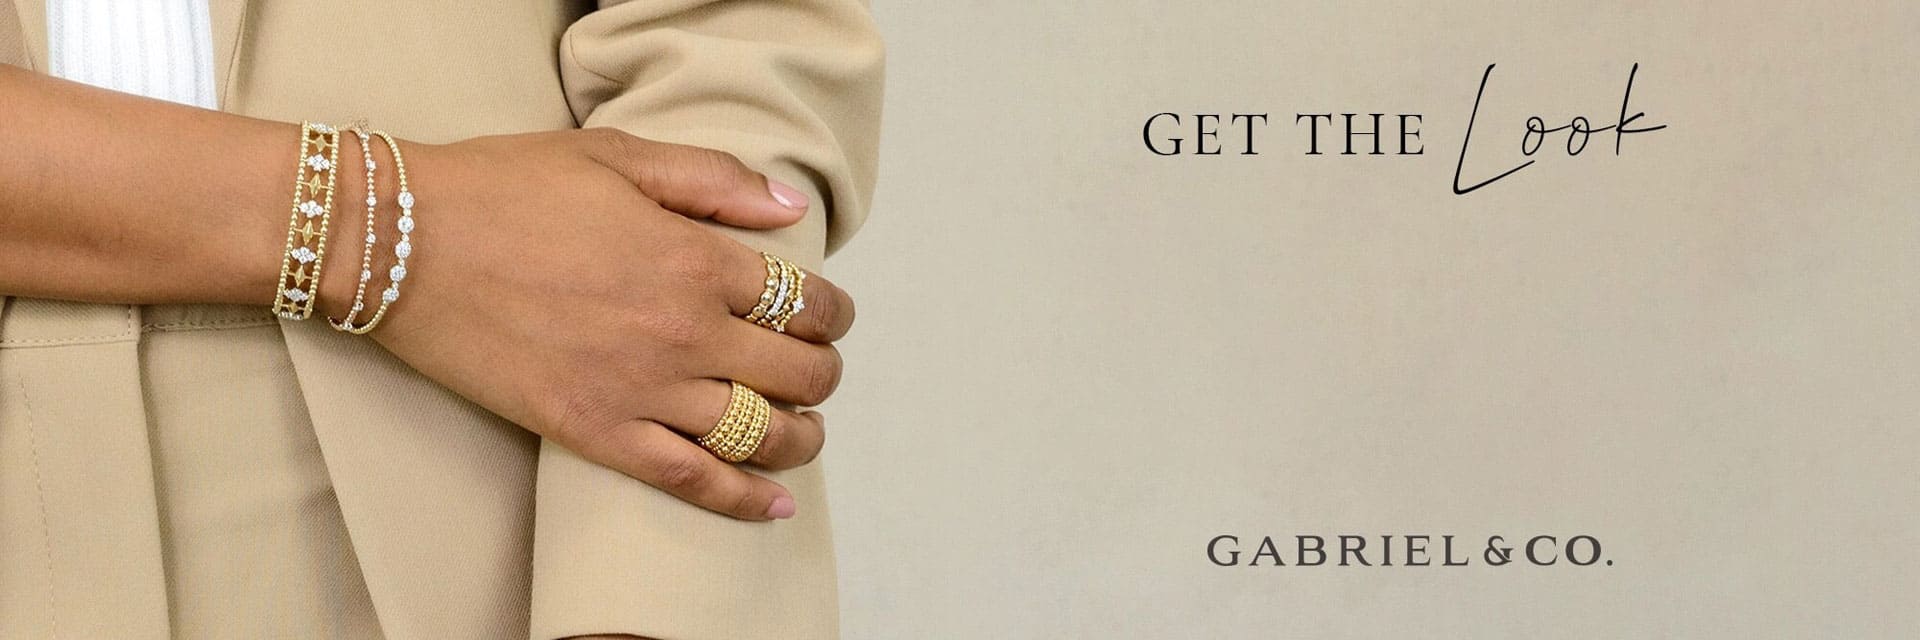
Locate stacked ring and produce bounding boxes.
[742,253,783,323]
[744,252,807,333]
[769,265,807,333]
[699,381,773,462]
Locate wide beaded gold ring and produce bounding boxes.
[743,252,807,333]
[699,381,773,462]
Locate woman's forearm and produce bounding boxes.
[0,64,351,313]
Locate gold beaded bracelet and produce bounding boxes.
[338,130,413,335]
[273,121,342,320]
[329,124,381,332]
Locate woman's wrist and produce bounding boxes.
[140,117,314,311]
[212,121,312,309]
[0,70,403,315]
[203,120,372,320]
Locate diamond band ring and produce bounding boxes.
[744,252,807,333]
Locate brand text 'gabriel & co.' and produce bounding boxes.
[1207,533,1614,568]
[1141,64,1668,195]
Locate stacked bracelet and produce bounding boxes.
[272,120,416,332]
[339,130,413,335]
[329,124,382,332]
[273,121,341,320]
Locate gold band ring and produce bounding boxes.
[744,252,806,333]
[700,381,773,462]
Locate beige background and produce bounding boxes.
[822,2,1919,638]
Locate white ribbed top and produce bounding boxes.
[47,0,216,109]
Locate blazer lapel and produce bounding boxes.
[1,7,170,637]
[0,301,169,638]
[5,0,40,70]
[209,0,246,105]
[276,325,539,638]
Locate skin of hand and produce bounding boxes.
[344,129,858,521]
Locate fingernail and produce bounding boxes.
[766,495,797,520]
[768,180,810,211]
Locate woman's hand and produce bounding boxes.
[351,129,856,520]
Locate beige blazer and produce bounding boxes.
[0,1,882,638]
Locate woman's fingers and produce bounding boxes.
[775,270,855,343]
[575,418,799,521]
[713,322,845,407]
[583,128,808,229]
[654,379,828,470]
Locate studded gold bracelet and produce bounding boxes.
[273,121,341,320]
[337,130,413,335]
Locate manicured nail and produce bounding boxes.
[768,180,809,210]
[766,495,797,520]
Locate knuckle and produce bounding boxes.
[729,480,764,518]
[584,127,640,157]
[679,147,754,192]
[795,438,821,466]
[807,417,825,464]
[789,414,825,466]
[697,148,750,177]
[799,350,843,406]
[547,385,620,447]
[800,286,835,332]
[753,416,789,464]
[653,454,711,495]
[660,241,724,284]
[838,288,857,331]
[640,308,712,349]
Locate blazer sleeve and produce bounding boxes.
[530,2,883,639]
